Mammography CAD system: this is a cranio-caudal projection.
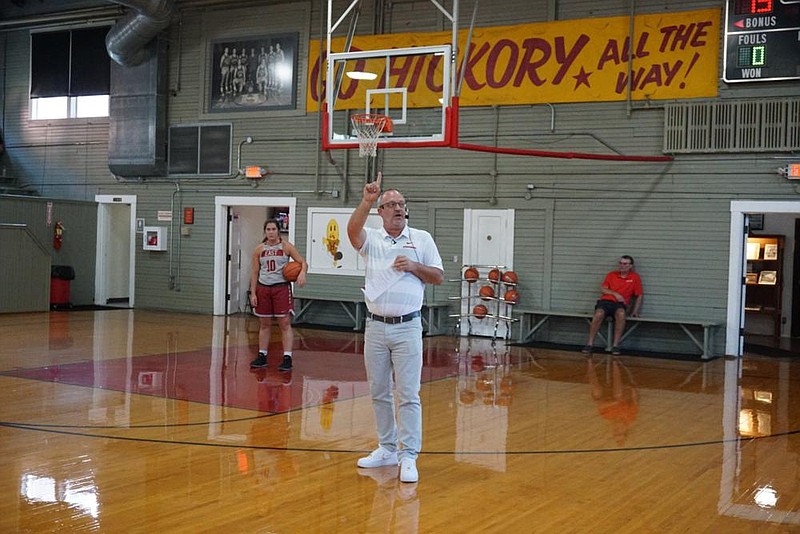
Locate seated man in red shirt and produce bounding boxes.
[582,255,643,355]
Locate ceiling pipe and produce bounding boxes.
[106,0,175,67]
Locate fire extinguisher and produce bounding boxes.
[53,221,64,250]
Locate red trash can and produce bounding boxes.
[50,265,75,309]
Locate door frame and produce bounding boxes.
[727,201,800,356]
[793,219,800,338]
[95,194,137,308]
[213,196,296,315]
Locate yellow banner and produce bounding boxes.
[307,8,719,110]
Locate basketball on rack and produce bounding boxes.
[501,271,518,285]
[504,289,520,304]
[488,268,502,282]
[283,262,302,282]
[472,304,488,318]
[479,285,495,300]
[463,266,479,282]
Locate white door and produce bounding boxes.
[461,209,515,339]
[95,195,137,308]
[226,209,243,314]
[226,206,269,314]
[738,215,752,355]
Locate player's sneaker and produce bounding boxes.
[278,355,293,371]
[250,352,268,368]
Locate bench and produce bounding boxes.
[293,296,449,335]
[513,308,722,360]
[294,297,365,331]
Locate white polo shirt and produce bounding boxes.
[360,225,443,317]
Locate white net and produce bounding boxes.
[351,114,388,157]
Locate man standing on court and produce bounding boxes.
[347,172,443,483]
[582,255,643,355]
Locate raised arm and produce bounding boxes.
[347,172,382,250]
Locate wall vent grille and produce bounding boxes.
[664,98,800,154]
[168,124,232,176]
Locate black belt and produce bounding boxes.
[367,310,420,324]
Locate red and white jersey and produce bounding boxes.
[258,241,290,285]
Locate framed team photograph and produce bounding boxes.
[758,270,777,285]
[763,243,778,260]
[207,33,298,113]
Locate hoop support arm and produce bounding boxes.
[453,143,673,162]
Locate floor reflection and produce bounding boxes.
[455,337,513,472]
[720,357,800,524]
[586,356,639,445]
[2,310,800,530]
[358,467,420,533]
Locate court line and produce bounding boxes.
[2,420,799,456]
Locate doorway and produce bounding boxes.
[460,209,515,339]
[793,218,800,339]
[726,201,800,356]
[95,194,137,308]
[213,196,297,316]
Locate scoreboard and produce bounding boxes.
[723,0,800,82]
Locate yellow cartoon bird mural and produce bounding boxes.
[323,218,343,267]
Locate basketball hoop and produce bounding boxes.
[351,113,393,157]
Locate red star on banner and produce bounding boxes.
[573,66,592,89]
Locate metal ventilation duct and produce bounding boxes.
[107,0,173,177]
[106,0,175,67]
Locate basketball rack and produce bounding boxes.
[449,264,518,342]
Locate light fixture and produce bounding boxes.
[525,183,535,200]
[244,166,267,179]
[346,70,378,80]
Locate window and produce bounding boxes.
[31,95,109,120]
[30,26,110,120]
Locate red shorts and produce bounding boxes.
[254,282,293,317]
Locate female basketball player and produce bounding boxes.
[249,219,307,371]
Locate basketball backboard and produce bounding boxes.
[321,0,459,153]
[323,44,454,151]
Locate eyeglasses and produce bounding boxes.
[379,200,406,210]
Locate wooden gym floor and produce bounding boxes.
[0,309,798,533]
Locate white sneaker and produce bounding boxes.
[399,457,418,483]
[357,446,398,468]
